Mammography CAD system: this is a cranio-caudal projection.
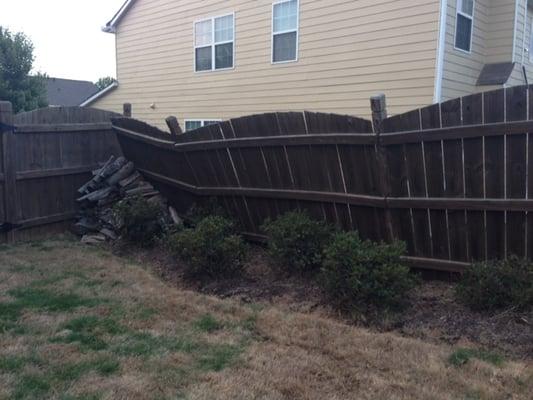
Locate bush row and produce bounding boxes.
[114,198,533,313]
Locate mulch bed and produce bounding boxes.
[118,244,533,360]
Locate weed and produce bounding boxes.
[0,355,26,373]
[194,314,222,333]
[449,348,504,367]
[9,287,102,312]
[13,374,51,400]
[196,344,242,372]
[52,315,125,351]
[113,332,174,357]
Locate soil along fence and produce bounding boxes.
[0,102,121,242]
[112,85,533,273]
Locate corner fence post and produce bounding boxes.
[123,103,132,117]
[0,101,19,243]
[165,116,183,137]
[370,94,395,242]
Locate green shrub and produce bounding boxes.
[456,256,533,311]
[114,196,164,247]
[321,232,417,311]
[261,211,332,274]
[167,216,247,278]
[185,198,228,227]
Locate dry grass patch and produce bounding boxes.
[0,237,530,400]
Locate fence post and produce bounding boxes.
[165,116,183,137]
[370,94,394,242]
[123,103,132,117]
[0,101,19,242]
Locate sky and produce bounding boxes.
[1,0,126,82]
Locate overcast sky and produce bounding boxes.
[1,0,126,82]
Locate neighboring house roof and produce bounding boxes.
[103,0,136,33]
[46,78,99,107]
[476,62,516,86]
[80,82,119,107]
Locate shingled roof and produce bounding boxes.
[45,78,99,107]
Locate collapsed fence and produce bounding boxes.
[113,85,533,273]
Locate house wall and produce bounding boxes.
[441,0,517,101]
[510,1,533,86]
[92,0,441,129]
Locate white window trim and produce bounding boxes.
[271,0,300,64]
[185,119,223,131]
[193,12,235,73]
[454,0,475,54]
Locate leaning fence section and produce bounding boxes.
[0,104,121,242]
[112,85,533,273]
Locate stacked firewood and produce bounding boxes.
[73,156,181,244]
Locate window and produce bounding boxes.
[455,0,474,52]
[195,14,234,72]
[185,120,222,132]
[272,0,299,63]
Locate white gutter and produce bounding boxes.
[434,0,448,103]
[80,82,119,107]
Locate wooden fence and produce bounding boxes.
[113,85,533,272]
[0,102,121,242]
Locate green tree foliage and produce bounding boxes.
[95,76,117,91]
[0,27,47,112]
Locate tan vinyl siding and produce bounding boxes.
[441,0,517,101]
[93,0,440,129]
[512,2,533,85]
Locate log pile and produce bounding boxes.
[73,156,181,244]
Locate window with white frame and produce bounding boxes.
[272,0,299,63]
[455,0,474,52]
[195,14,234,72]
[185,120,222,132]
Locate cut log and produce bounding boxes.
[81,234,106,245]
[100,228,117,240]
[77,187,114,203]
[94,157,127,183]
[118,171,141,188]
[125,183,154,197]
[107,162,135,186]
[169,206,183,226]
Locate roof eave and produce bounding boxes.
[103,0,136,34]
[80,82,119,107]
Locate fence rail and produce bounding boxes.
[113,85,533,272]
[0,103,121,242]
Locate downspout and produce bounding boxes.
[521,0,529,84]
[434,0,448,103]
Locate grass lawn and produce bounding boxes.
[0,238,531,400]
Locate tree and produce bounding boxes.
[95,76,117,91]
[0,27,47,113]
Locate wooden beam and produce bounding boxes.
[18,212,77,229]
[16,165,98,181]
[165,116,182,136]
[0,101,19,242]
[15,123,112,133]
[138,167,533,212]
[123,103,132,117]
[381,119,533,145]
